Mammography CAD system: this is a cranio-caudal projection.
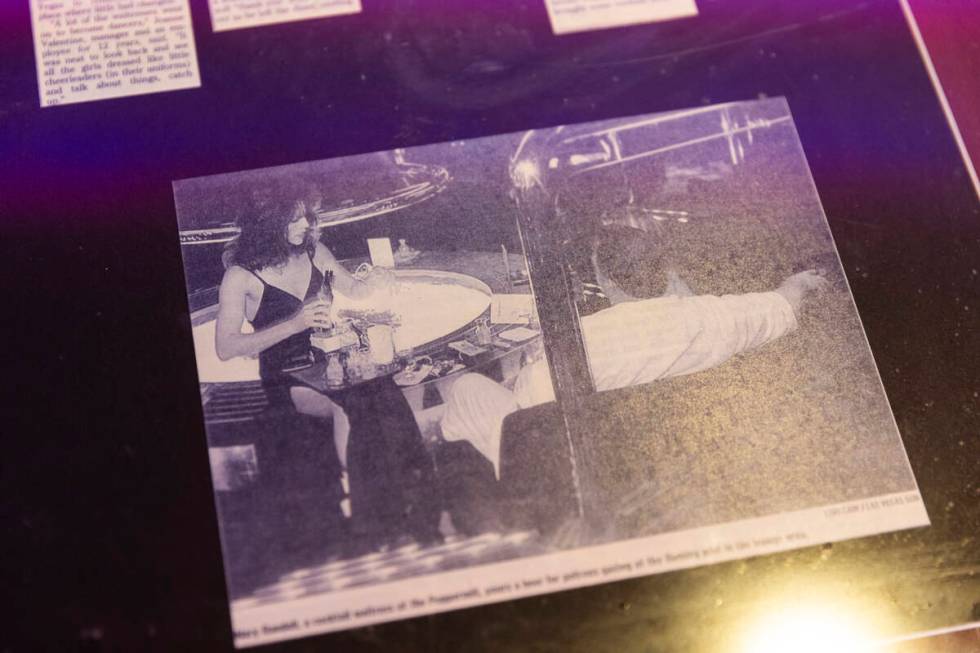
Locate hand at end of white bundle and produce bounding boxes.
[776,269,830,313]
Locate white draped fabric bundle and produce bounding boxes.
[441,291,798,476]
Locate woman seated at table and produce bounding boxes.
[214,190,441,550]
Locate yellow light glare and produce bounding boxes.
[512,159,541,190]
[739,606,873,653]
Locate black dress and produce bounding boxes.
[244,255,441,549]
[246,254,324,408]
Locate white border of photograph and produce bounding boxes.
[231,491,927,647]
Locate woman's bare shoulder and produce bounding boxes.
[221,265,260,292]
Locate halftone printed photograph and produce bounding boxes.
[172,97,927,648]
[508,97,926,538]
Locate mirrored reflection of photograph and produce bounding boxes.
[173,99,927,648]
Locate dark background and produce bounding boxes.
[1,0,977,651]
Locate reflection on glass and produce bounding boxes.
[737,605,872,653]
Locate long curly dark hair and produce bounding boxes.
[225,190,317,271]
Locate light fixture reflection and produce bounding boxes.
[512,159,541,190]
[739,606,873,653]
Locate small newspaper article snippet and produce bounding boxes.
[208,0,361,32]
[544,0,698,35]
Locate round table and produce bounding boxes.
[285,250,540,410]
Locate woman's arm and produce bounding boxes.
[214,267,331,361]
[315,242,373,300]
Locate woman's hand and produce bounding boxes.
[293,299,334,332]
[365,266,396,293]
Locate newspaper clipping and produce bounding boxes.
[544,0,698,35]
[208,0,362,32]
[29,0,200,107]
[172,98,927,647]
